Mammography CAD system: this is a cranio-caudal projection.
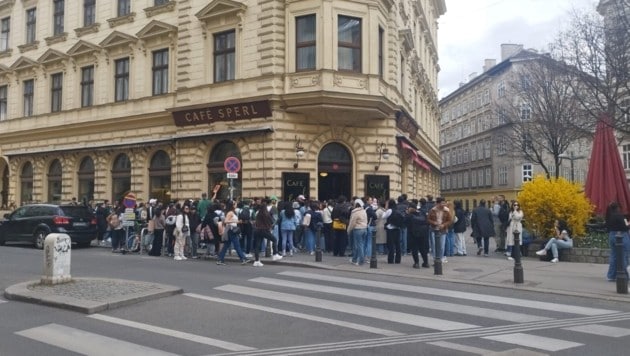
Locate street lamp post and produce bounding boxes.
[559,151,585,182]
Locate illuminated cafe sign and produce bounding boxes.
[172,100,272,127]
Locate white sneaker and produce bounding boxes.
[507,256,514,261]
[174,256,183,261]
[272,254,283,261]
[442,258,448,263]
[551,258,559,263]
[253,261,264,267]
[535,249,546,256]
[245,253,253,258]
[181,256,188,260]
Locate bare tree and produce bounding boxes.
[551,2,630,133]
[495,55,591,178]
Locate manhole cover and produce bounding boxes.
[453,268,483,272]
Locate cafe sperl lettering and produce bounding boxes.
[171,100,272,127]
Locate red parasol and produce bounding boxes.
[584,114,630,215]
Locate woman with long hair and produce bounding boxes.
[505,201,524,261]
[536,218,573,263]
[603,202,630,280]
[216,200,250,265]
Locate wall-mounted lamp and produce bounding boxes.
[294,136,305,168]
[375,140,389,171]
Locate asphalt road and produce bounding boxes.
[2,244,630,356]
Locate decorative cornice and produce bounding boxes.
[144,1,175,18]
[0,49,11,58]
[0,0,15,13]
[195,0,247,23]
[44,33,68,46]
[107,12,136,28]
[17,41,38,53]
[74,23,100,37]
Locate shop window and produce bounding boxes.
[48,159,62,203]
[149,150,171,203]
[78,156,94,203]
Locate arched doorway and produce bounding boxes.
[78,156,95,204]
[47,159,62,203]
[207,141,241,201]
[318,142,352,201]
[111,153,131,204]
[149,150,171,203]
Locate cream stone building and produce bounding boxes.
[0,0,444,207]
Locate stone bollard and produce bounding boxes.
[41,233,72,285]
[370,228,378,269]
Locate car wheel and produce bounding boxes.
[34,230,47,249]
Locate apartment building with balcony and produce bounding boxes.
[0,0,445,206]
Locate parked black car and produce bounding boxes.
[0,204,97,249]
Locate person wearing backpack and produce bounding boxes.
[396,195,410,256]
[407,199,430,268]
[238,200,254,258]
[382,198,403,264]
[331,195,351,257]
[498,196,510,253]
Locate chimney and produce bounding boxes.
[483,59,496,72]
[501,43,523,61]
[469,72,477,81]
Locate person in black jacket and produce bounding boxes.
[603,202,630,280]
[331,195,351,257]
[407,199,430,268]
[471,199,494,257]
[453,200,468,256]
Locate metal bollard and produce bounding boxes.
[615,232,628,294]
[265,239,271,258]
[433,230,442,275]
[513,231,524,284]
[370,228,377,269]
[315,226,322,262]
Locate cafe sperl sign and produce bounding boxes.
[172,100,272,127]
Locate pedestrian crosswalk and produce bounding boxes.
[12,271,630,355]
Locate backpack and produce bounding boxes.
[388,210,404,228]
[239,207,251,223]
[165,215,176,226]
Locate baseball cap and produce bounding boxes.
[298,195,305,201]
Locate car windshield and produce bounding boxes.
[59,206,92,218]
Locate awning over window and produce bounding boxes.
[397,136,430,171]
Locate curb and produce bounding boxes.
[4,277,183,314]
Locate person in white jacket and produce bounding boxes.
[174,204,191,261]
[347,199,368,265]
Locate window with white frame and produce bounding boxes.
[81,65,94,107]
[471,142,477,161]
[522,163,533,182]
[84,0,95,26]
[50,73,63,112]
[623,144,630,170]
[483,88,490,104]
[484,140,491,158]
[0,17,9,51]
[296,14,316,72]
[497,80,505,98]
[53,0,64,35]
[0,85,6,120]
[23,79,34,117]
[214,30,235,82]
[338,15,361,72]
[114,57,129,102]
[485,168,492,186]
[520,102,531,120]
[463,171,469,188]
[497,136,507,155]
[152,48,169,95]
[471,169,477,187]
[478,169,484,186]
[25,8,36,44]
[118,0,131,17]
[498,166,508,185]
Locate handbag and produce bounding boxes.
[332,219,346,230]
[182,226,189,233]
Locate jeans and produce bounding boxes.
[218,229,247,262]
[187,231,199,257]
[432,231,446,259]
[445,228,454,256]
[400,227,408,255]
[365,225,374,259]
[386,228,401,263]
[544,237,572,259]
[281,229,295,255]
[607,231,630,280]
[304,228,315,253]
[429,229,435,256]
[351,228,367,264]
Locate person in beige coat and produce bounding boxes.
[505,201,524,260]
[347,199,368,265]
[374,200,387,254]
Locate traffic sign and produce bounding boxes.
[123,192,136,208]
[227,172,238,179]
[224,156,241,173]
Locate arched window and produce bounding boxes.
[112,153,131,203]
[78,156,95,204]
[207,141,241,201]
[47,159,62,203]
[317,142,352,201]
[149,150,171,203]
[20,161,33,204]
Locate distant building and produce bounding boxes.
[438,44,590,209]
[0,0,446,207]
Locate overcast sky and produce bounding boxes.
[437,0,599,99]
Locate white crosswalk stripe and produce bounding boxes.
[16,323,181,356]
[426,341,494,355]
[278,271,619,316]
[483,333,584,352]
[249,277,551,323]
[215,284,480,331]
[563,324,630,337]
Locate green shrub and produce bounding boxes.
[518,175,593,241]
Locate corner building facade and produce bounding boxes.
[0,0,445,206]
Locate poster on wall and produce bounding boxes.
[282,172,310,202]
[365,175,389,202]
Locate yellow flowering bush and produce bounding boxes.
[518,175,593,240]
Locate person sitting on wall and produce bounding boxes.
[535,219,573,263]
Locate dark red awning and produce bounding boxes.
[584,114,630,215]
[398,138,430,171]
